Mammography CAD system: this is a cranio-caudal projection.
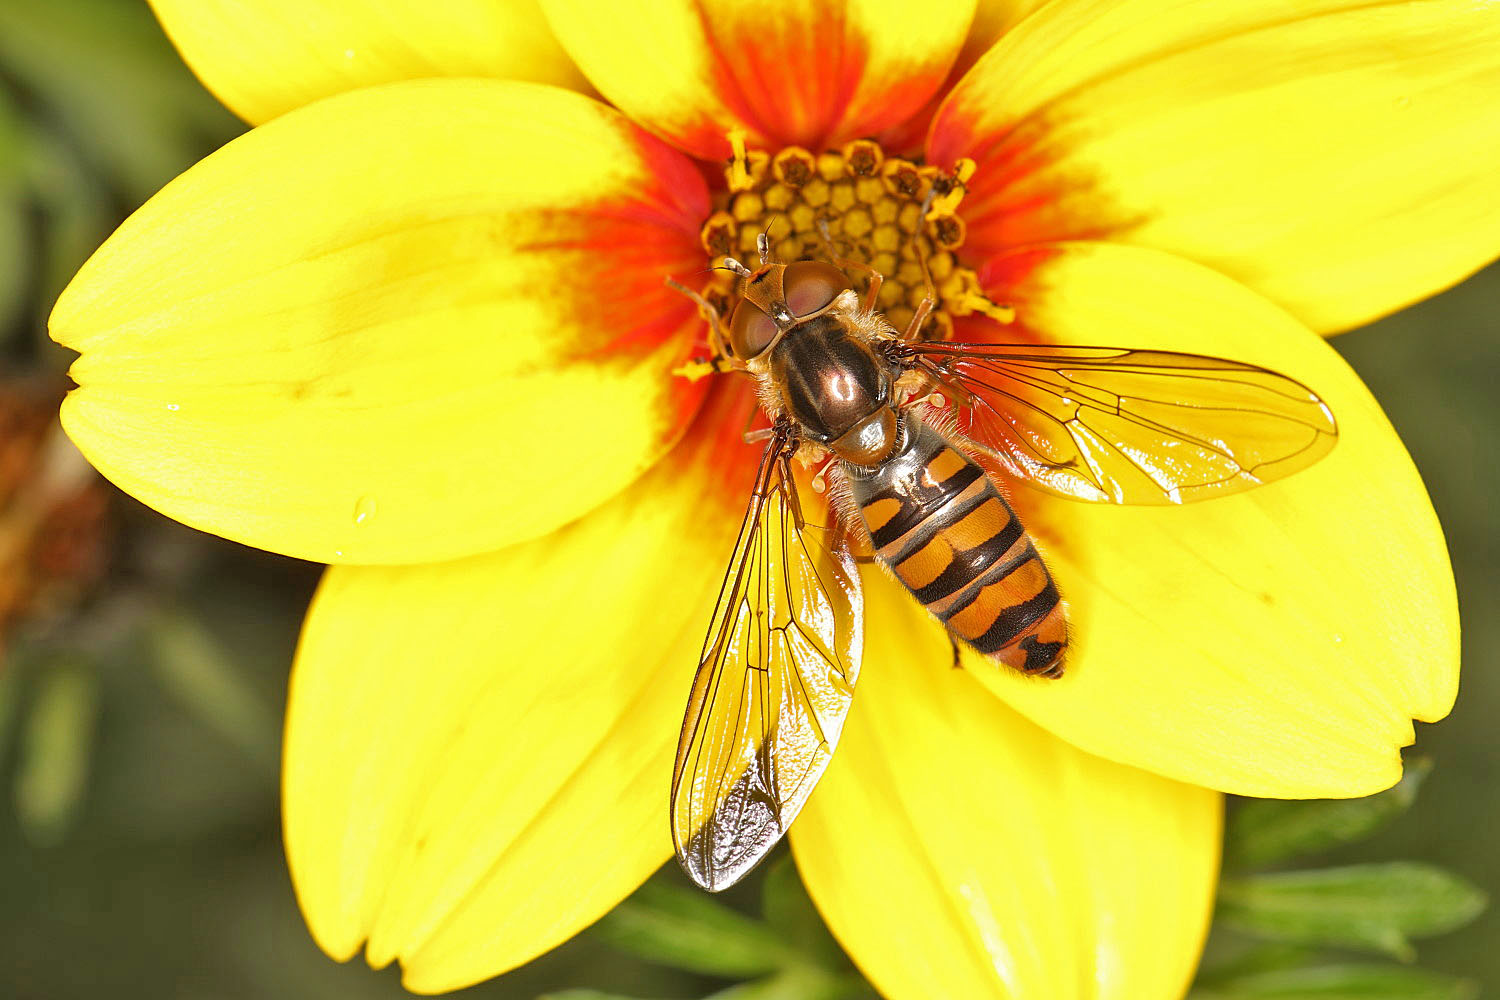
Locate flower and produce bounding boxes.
[50,0,1496,995]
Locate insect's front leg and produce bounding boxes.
[666,277,748,380]
[901,220,938,343]
[813,218,884,311]
[901,294,936,343]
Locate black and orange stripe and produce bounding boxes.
[847,417,1066,676]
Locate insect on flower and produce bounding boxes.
[668,221,1340,892]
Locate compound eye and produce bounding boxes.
[730,298,778,359]
[783,261,851,317]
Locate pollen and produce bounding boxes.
[696,131,1010,343]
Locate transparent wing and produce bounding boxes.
[671,428,863,892]
[906,343,1338,504]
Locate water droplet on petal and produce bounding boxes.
[165,403,179,412]
[353,495,377,526]
[343,48,355,60]
[333,549,345,558]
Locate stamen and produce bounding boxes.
[695,140,1008,348]
[772,147,817,188]
[841,139,884,177]
[924,158,976,219]
[725,129,767,193]
[957,294,1017,325]
[671,359,720,382]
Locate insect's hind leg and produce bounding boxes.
[947,631,964,670]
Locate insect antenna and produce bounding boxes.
[757,229,773,265]
[716,256,753,278]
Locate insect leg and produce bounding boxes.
[884,345,977,410]
[777,447,807,532]
[665,277,749,376]
[900,226,938,343]
[855,261,885,314]
[922,363,977,409]
[813,218,884,311]
[902,295,936,343]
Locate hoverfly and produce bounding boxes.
[668,233,1338,892]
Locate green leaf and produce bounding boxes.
[0,88,22,181]
[0,655,24,767]
[141,608,278,773]
[1190,963,1477,999]
[1216,863,1487,960]
[704,965,871,1000]
[592,879,791,977]
[761,856,845,969]
[1225,761,1431,869]
[19,121,113,345]
[0,185,28,345]
[1196,941,1323,985]
[13,660,99,846]
[0,0,240,203]
[536,992,670,1000]
[0,91,28,344]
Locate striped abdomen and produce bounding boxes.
[845,417,1066,676]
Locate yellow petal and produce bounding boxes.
[878,0,1053,153]
[930,0,1500,333]
[962,0,1051,62]
[52,80,712,565]
[285,383,763,993]
[541,0,976,160]
[965,242,1458,797]
[149,0,588,125]
[792,568,1220,1000]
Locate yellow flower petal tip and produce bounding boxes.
[932,0,1500,333]
[793,568,1221,999]
[287,549,684,991]
[284,387,759,992]
[148,0,588,125]
[962,242,1459,799]
[540,0,977,159]
[51,79,712,565]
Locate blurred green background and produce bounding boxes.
[0,1,1493,997]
